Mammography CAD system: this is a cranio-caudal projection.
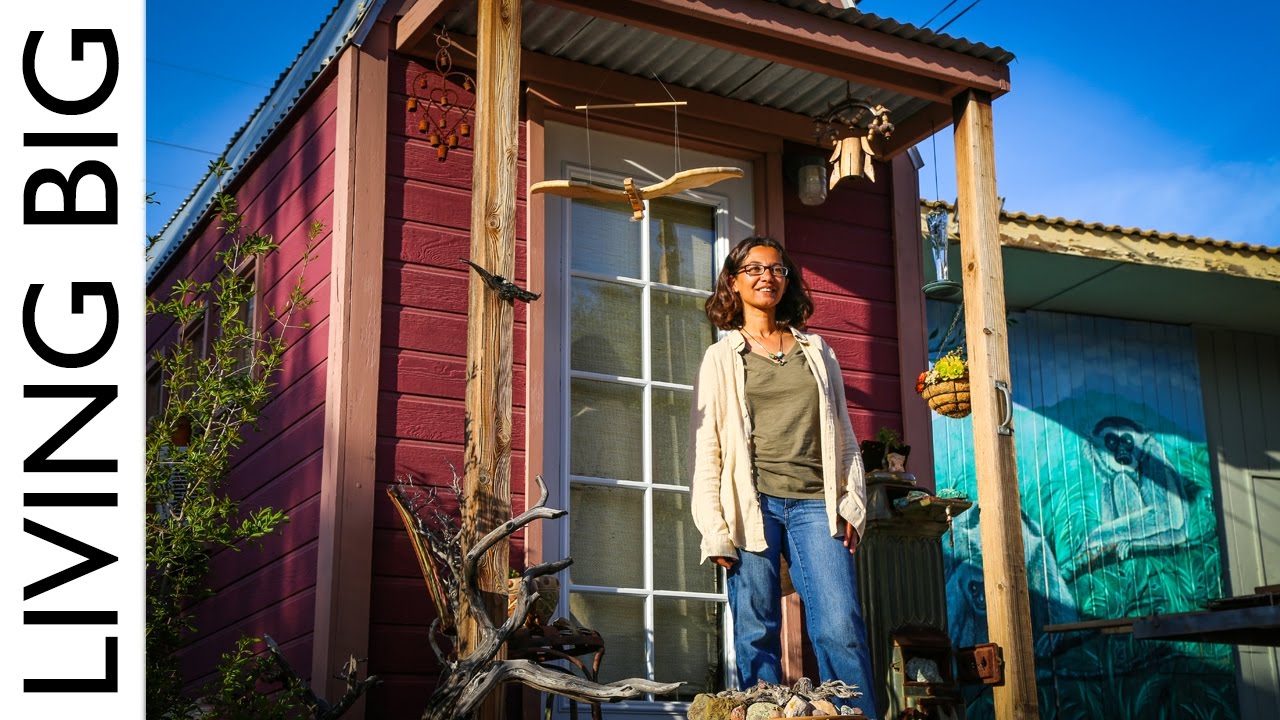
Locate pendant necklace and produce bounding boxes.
[743,328,787,365]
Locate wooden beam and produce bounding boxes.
[1132,605,1280,646]
[460,1,521,718]
[312,20,389,718]
[437,33,945,161]
[952,89,1037,720]
[393,0,464,52]
[881,102,951,160]
[889,153,934,489]
[521,93,549,720]
[442,32,810,149]
[539,0,1010,102]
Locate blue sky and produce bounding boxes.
[146,1,1280,246]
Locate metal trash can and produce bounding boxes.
[856,470,972,719]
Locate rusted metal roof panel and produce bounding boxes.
[922,200,1280,257]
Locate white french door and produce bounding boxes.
[542,122,755,716]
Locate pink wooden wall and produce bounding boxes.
[145,76,338,690]
[784,157,903,441]
[367,53,530,717]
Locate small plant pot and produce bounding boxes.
[885,446,910,472]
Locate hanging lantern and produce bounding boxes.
[797,160,828,206]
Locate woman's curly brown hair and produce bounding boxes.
[705,236,814,331]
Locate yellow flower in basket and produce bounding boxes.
[917,349,971,418]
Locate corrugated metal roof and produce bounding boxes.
[442,1,1012,122]
[921,200,1280,257]
[770,0,1014,64]
[146,0,387,284]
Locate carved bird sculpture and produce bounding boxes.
[529,166,745,221]
[459,258,541,303]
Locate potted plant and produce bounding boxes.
[860,426,909,472]
[916,348,971,418]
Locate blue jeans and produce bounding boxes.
[726,495,877,716]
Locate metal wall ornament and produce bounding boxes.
[406,28,476,162]
[813,94,893,185]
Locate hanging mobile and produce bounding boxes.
[529,93,744,221]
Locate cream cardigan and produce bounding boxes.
[689,328,867,563]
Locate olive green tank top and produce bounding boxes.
[744,344,824,498]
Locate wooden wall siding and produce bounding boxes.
[782,155,902,442]
[367,53,530,717]
[145,77,339,689]
[1196,328,1280,720]
[929,305,1238,718]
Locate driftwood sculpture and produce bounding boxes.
[392,473,681,719]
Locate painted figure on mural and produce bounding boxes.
[688,236,877,715]
[944,506,1079,663]
[1078,416,1189,567]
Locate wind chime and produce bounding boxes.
[406,27,476,162]
[528,95,743,221]
[813,89,893,185]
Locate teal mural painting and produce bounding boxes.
[926,303,1237,719]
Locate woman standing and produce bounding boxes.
[689,236,876,715]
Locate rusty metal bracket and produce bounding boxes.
[956,642,1004,686]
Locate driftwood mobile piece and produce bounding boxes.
[530,166,744,221]
[394,475,682,719]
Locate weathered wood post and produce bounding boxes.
[952,89,1039,719]
[461,0,521,718]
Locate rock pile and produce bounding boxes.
[686,678,865,719]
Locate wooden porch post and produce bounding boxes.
[952,89,1038,719]
[461,0,521,717]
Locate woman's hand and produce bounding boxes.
[711,556,735,570]
[842,522,861,555]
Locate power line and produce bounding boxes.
[145,180,200,192]
[920,0,958,29]
[147,138,220,155]
[935,0,985,33]
[146,58,273,89]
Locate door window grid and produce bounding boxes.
[560,164,730,706]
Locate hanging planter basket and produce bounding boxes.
[920,374,972,419]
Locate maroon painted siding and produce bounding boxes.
[146,76,339,689]
[783,154,903,442]
[368,53,530,717]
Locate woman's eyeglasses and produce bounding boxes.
[737,263,789,277]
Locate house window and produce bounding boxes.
[146,363,164,428]
[561,167,728,703]
[223,260,259,375]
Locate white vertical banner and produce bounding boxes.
[3,1,144,716]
